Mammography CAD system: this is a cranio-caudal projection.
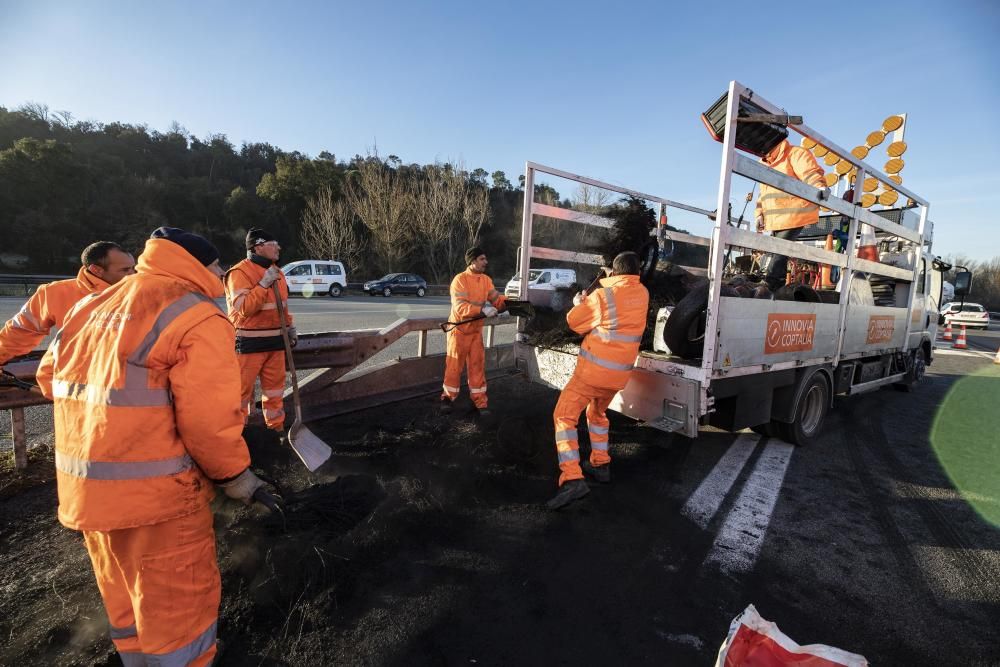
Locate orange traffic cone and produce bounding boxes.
[821,233,834,288]
[953,325,968,350]
[942,321,953,342]
[857,224,879,262]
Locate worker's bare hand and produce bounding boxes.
[288,327,298,348]
[259,265,281,289]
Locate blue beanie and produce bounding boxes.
[150,227,220,266]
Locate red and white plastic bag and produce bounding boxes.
[714,605,868,667]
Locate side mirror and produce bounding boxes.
[954,270,973,298]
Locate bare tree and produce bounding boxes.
[408,161,491,282]
[345,155,411,274]
[300,185,366,273]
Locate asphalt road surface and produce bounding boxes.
[1,297,998,664]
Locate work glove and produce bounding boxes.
[288,326,298,348]
[482,304,498,318]
[258,265,281,289]
[218,468,267,505]
[818,187,832,201]
[572,292,585,307]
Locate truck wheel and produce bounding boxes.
[662,283,709,359]
[328,284,343,298]
[778,371,829,445]
[894,346,926,392]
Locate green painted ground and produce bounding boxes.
[931,363,1000,526]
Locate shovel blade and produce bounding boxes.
[288,420,332,472]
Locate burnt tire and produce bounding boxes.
[639,241,658,284]
[777,371,829,446]
[773,284,821,302]
[662,283,709,359]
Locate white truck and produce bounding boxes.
[512,81,971,445]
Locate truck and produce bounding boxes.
[512,81,972,445]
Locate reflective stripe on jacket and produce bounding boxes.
[755,139,827,232]
[36,239,251,532]
[566,274,649,390]
[448,268,505,336]
[224,258,292,354]
[0,267,110,365]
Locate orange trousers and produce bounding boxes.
[239,350,286,430]
[441,330,488,408]
[553,375,617,485]
[82,506,220,666]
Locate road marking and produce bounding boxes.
[703,438,794,575]
[682,432,760,529]
[933,348,995,360]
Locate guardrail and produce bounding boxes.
[0,274,71,297]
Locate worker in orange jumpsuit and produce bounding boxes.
[37,227,269,667]
[440,246,506,418]
[0,241,134,367]
[754,138,830,289]
[224,228,296,431]
[547,251,649,510]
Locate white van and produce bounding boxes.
[282,260,348,298]
[504,268,576,297]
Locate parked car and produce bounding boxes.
[282,260,347,297]
[942,302,991,330]
[364,273,428,297]
[504,268,576,297]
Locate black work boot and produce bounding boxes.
[581,461,611,483]
[546,479,590,510]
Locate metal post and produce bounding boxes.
[11,407,27,470]
[702,81,741,378]
[833,167,865,364]
[518,163,535,301]
[417,329,428,358]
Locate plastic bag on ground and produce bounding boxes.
[714,604,868,667]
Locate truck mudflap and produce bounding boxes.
[516,343,702,438]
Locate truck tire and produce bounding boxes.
[777,371,829,446]
[894,345,926,392]
[662,282,709,359]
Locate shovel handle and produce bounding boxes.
[440,313,487,332]
[272,281,302,424]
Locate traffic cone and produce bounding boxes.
[942,321,953,342]
[953,325,968,350]
[821,233,834,287]
[857,224,879,262]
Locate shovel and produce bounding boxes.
[272,283,332,472]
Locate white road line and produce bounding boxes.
[703,438,795,575]
[682,432,760,529]
[933,348,995,360]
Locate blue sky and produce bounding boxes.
[1,0,998,261]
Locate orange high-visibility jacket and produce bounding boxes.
[755,139,827,232]
[36,239,251,532]
[0,267,110,365]
[224,258,292,353]
[566,274,649,390]
[448,269,505,335]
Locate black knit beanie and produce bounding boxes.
[150,227,220,266]
[465,246,485,265]
[246,228,277,251]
